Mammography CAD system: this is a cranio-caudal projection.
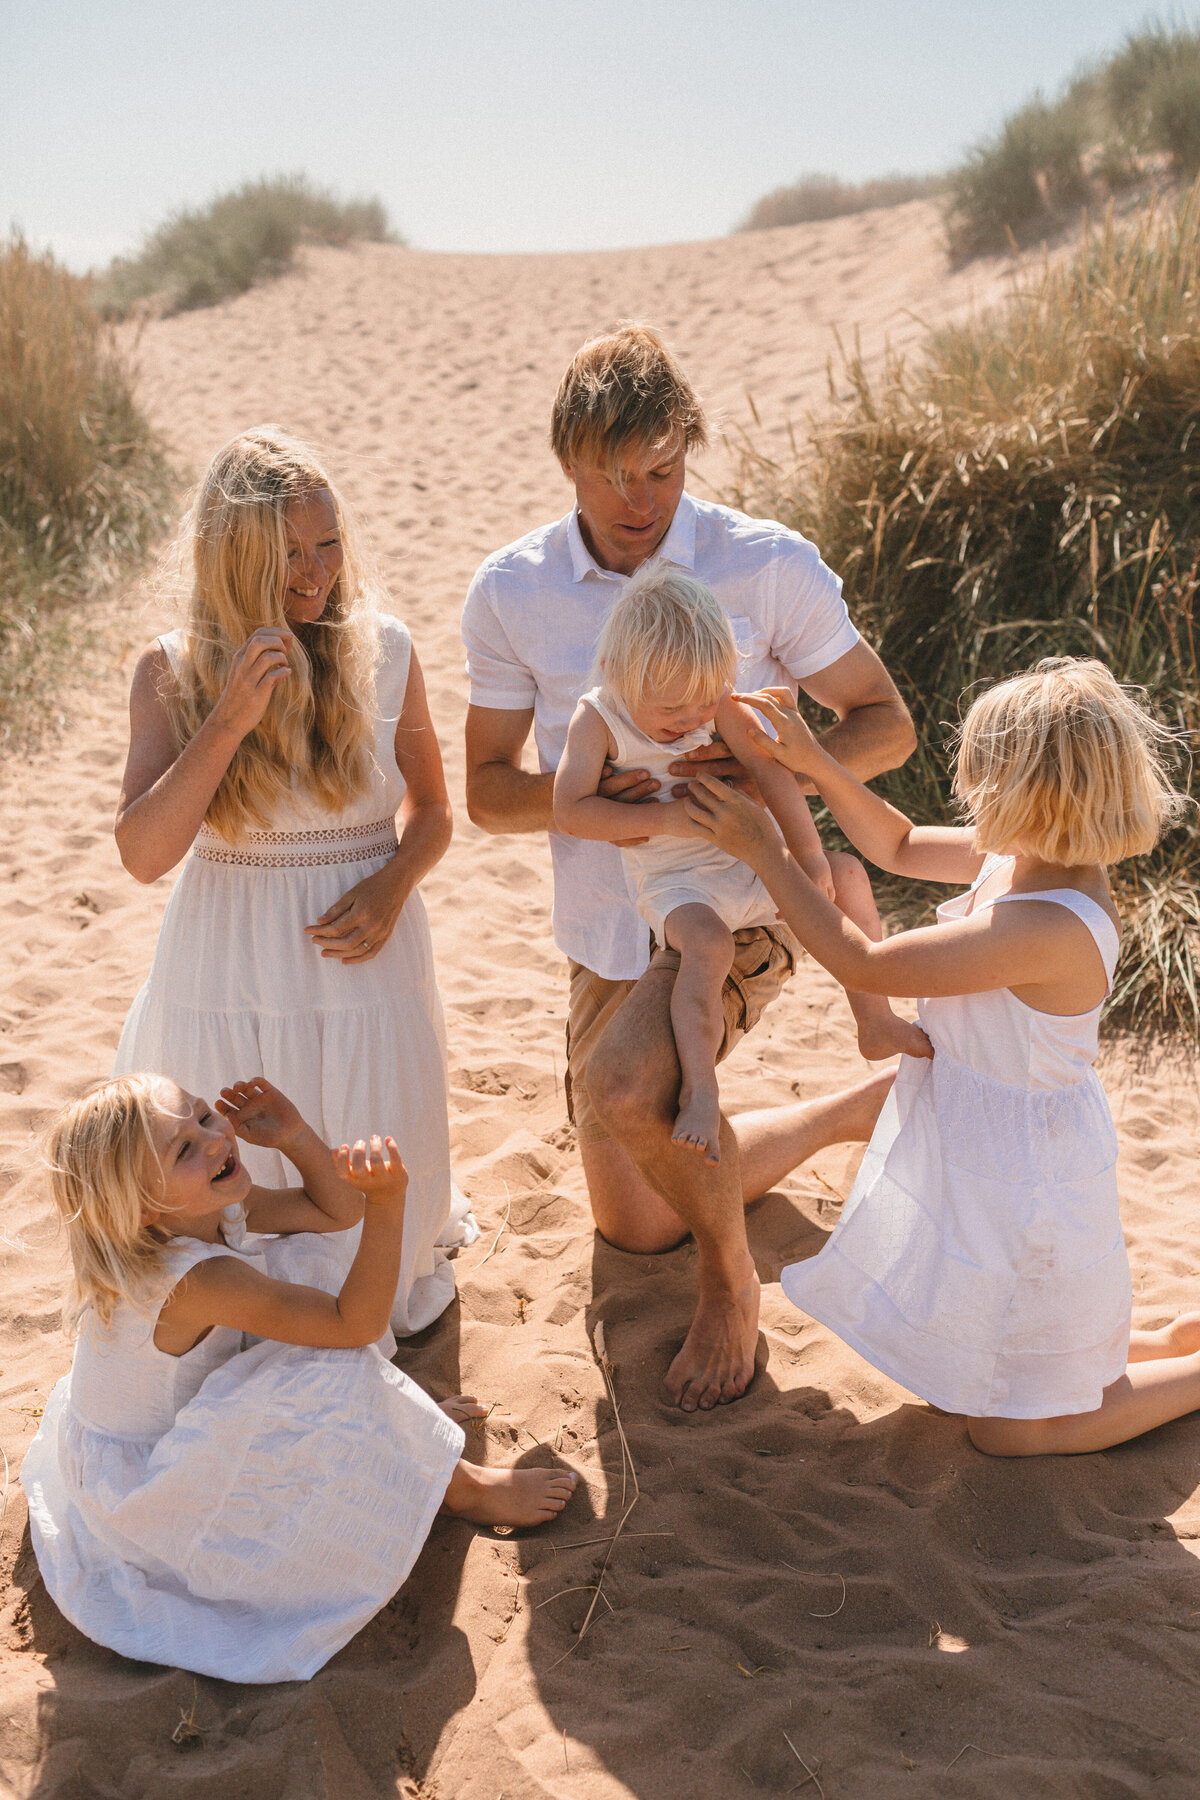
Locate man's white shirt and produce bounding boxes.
[461,491,860,982]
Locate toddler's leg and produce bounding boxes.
[829,853,932,1062]
[663,902,736,1164]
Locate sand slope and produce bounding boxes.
[3,200,1200,1799]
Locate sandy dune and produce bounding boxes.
[3,199,1200,1799]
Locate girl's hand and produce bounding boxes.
[684,773,780,869]
[210,628,293,741]
[333,1135,408,1205]
[216,1077,308,1151]
[731,689,822,777]
[305,862,405,963]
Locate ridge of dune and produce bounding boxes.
[2,201,1199,1800]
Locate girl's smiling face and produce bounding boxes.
[146,1084,252,1234]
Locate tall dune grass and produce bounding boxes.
[96,174,399,318]
[0,238,170,739]
[725,184,1200,1033]
[738,172,943,233]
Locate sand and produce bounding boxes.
[3,199,1200,1799]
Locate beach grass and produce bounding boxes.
[95,174,399,319]
[0,237,171,743]
[725,182,1200,1033]
[737,173,944,233]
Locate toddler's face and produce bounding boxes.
[145,1083,252,1229]
[630,677,722,743]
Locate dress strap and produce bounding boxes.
[157,628,185,678]
[990,888,1120,986]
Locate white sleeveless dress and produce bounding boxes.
[20,1213,465,1683]
[781,856,1129,1419]
[581,686,778,943]
[114,614,474,1336]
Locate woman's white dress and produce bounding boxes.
[781,857,1129,1419]
[20,1216,465,1683]
[114,614,474,1336]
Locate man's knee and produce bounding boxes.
[586,1035,662,1137]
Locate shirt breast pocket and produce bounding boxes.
[728,615,772,687]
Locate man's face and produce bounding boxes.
[564,437,686,576]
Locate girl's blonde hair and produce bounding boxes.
[166,427,381,843]
[45,1075,185,1331]
[954,657,1188,866]
[596,565,736,713]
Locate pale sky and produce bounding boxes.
[4,0,1195,270]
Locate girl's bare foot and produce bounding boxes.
[442,1461,578,1527]
[439,1394,487,1423]
[1129,1312,1200,1362]
[673,1084,722,1164]
[855,1012,933,1063]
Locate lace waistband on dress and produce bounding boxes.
[192,816,400,868]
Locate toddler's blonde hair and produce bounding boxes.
[45,1075,186,1331]
[954,657,1187,866]
[596,565,736,714]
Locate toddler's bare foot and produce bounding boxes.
[673,1084,722,1164]
[440,1394,487,1423]
[442,1461,578,1527]
[855,1012,933,1063]
[1129,1311,1200,1361]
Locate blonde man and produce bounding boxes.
[462,324,915,1414]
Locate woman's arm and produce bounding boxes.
[215,1079,365,1234]
[553,702,695,843]
[306,646,454,962]
[154,1137,406,1351]
[734,690,982,885]
[115,631,294,883]
[684,775,1096,1002]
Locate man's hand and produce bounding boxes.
[665,735,763,801]
[596,758,659,845]
[217,1078,308,1152]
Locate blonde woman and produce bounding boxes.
[114,427,473,1334]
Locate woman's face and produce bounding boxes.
[282,488,344,623]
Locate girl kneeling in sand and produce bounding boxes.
[686,658,1200,1455]
[22,1076,575,1684]
[553,566,927,1163]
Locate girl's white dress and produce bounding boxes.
[20,1215,465,1683]
[114,614,474,1336]
[580,687,778,944]
[781,857,1129,1419]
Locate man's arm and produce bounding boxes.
[799,640,915,782]
[465,704,664,837]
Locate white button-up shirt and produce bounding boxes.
[462,491,860,981]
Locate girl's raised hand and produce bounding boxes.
[333,1135,408,1205]
[216,1077,307,1150]
[731,689,821,776]
[684,773,780,870]
[211,627,293,742]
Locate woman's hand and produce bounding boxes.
[210,628,294,742]
[305,862,406,963]
[216,1077,308,1151]
[684,773,781,871]
[333,1135,408,1205]
[731,689,822,777]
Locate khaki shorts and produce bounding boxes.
[564,922,800,1148]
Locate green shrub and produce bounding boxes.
[725,183,1200,1033]
[738,172,944,233]
[945,97,1089,259]
[96,174,399,318]
[0,237,171,738]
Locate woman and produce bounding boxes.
[114,426,473,1334]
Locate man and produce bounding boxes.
[462,323,915,1413]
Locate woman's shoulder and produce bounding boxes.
[372,610,414,711]
[155,627,186,675]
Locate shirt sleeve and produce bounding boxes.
[461,567,538,710]
[770,533,861,681]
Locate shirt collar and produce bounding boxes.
[566,490,699,583]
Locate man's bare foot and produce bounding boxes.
[673,1083,722,1164]
[855,1011,933,1063]
[440,1394,487,1423]
[1130,1312,1200,1361]
[441,1461,578,1527]
[664,1260,761,1412]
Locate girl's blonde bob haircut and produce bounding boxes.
[166,426,381,843]
[45,1075,189,1332]
[953,657,1187,866]
[596,566,736,715]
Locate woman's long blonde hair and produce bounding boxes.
[166,427,381,841]
[45,1075,185,1332]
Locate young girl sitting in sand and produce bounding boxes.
[553,566,927,1164]
[21,1075,575,1683]
[685,657,1200,1455]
